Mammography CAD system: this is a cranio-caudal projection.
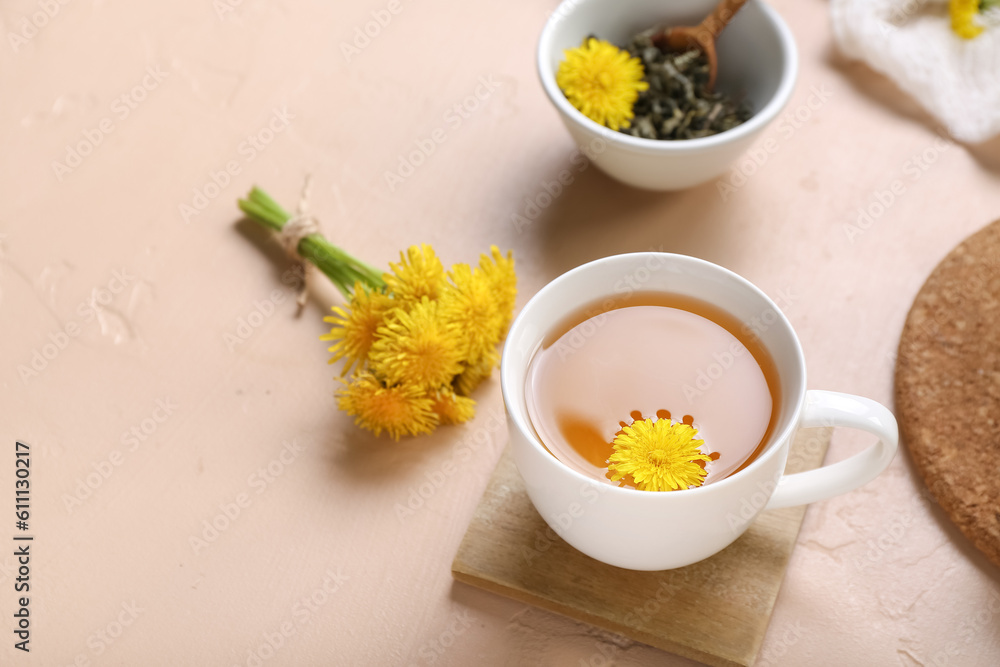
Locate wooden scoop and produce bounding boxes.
[652,0,749,91]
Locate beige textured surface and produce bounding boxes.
[1,0,1000,665]
[453,429,832,667]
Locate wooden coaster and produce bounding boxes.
[895,219,1000,569]
[452,428,832,667]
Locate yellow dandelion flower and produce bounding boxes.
[320,284,394,375]
[369,298,465,390]
[951,0,985,39]
[383,244,447,304]
[608,417,712,492]
[454,347,500,396]
[427,386,477,425]
[479,246,517,334]
[556,38,649,131]
[440,263,503,364]
[336,372,438,440]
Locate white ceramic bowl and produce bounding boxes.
[537,0,798,190]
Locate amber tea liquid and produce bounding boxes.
[524,292,781,488]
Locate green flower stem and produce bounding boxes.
[238,186,386,299]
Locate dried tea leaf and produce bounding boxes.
[620,27,752,141]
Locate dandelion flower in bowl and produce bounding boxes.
[556,37,649,130]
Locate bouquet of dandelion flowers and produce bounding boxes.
[238,186,516,440]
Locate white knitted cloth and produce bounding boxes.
[831,0,1000,143]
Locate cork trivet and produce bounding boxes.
[895,219,1000,569]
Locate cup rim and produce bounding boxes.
[501,252,807,498]
[536,0,799,155]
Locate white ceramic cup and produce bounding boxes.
[501,253,898,570]
[537,0,798,190]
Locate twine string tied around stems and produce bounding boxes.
[278,175,320,312]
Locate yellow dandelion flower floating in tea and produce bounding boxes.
[428,386,477,425]
[950,0,985,39]
[556,38,649,130]
[384,243,447,304]
[321,284,394,375]
[608,417,712,492]
[369,298,465,390]
[336,372,438,440]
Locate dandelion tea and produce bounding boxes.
[524,292,779,488]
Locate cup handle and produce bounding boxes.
[764,390,898,510]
